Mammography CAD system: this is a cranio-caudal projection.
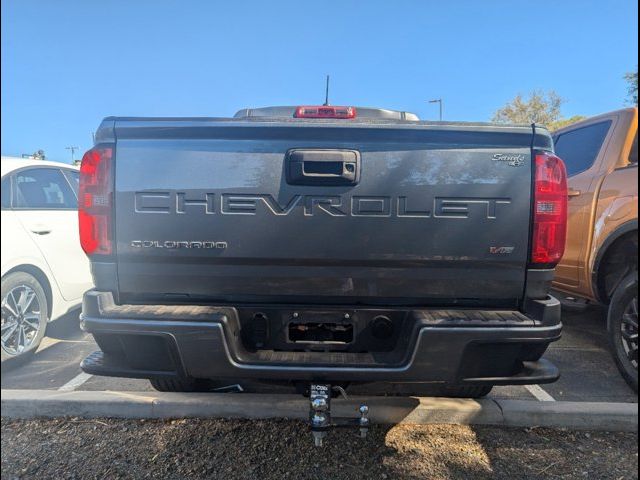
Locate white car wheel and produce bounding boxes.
[1,272,48,362]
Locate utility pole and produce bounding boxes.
[66,146,79,164]
[324,75,330,106]
[429,98,443,121]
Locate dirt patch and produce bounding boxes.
[1,418,637,479]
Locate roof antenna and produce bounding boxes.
[323,75,330,106]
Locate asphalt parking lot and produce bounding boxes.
[1,302,637,404]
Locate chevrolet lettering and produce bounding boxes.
[134,192,513,219]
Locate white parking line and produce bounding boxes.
[58,372,93,392]
[525,384,556,402]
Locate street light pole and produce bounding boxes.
[428,98,443,121]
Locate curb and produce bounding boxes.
[1,389,637,432]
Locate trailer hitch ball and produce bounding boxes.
[359,404,370,438]
[311,411,329,447]
[311,397,329,412]
[309,384,331,447]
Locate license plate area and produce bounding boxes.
[238,307,407,354]
[288,321,354,345]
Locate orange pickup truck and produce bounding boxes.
[552,107,638,391]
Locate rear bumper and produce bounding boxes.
[80,291,562,386]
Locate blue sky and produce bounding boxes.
[1,0,638,163]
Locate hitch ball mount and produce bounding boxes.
[309,383,370,447]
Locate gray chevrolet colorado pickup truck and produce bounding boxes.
[79,105,568,441]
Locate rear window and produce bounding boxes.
[14,168,77,209]
[554,120,612,176]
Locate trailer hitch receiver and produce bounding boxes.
[308,383,370,447]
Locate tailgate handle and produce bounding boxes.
[286,149,360,186]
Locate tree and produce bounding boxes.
[625,68,638,105]
[548,115,588,132]
[492,90,564,126]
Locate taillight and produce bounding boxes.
[531,151,568,266]
[79,145,113,255]
[294,106,356,119]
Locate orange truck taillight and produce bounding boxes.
[79,145,113,255]
[531,151,568,266]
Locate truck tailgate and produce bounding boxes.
[113,121,537,306]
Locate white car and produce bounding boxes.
[1,156,93,361]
